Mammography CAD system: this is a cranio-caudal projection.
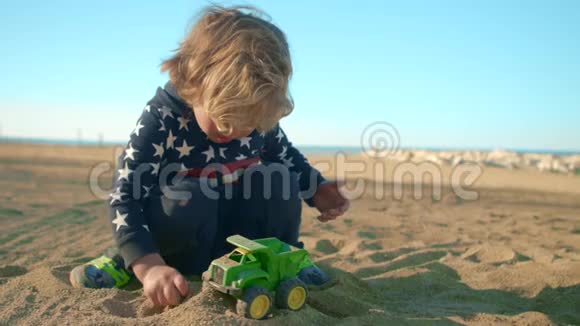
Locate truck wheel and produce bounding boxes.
[236,286,273,320]
[275,278,308,311]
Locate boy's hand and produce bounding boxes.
[312,181,350,222]
[132,254,189,307]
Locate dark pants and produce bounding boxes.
[141,164,302,275]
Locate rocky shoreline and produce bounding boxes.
[382,150,580,174]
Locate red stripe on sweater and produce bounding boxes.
[179,157,260,178]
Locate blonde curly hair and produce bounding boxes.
[161,5,294,134]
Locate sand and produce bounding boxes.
[0,143,578,325]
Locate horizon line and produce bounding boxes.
[1,135,579,155]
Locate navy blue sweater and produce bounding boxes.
[109,82,325,268]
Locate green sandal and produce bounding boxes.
[69,255,132,289]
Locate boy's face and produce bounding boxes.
[193,105,254,143]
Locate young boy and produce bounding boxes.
[70,6,349,307]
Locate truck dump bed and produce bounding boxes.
[226,235,268,252]
[226,235,308,269]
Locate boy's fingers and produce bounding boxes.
[164,285,181,306]
[318,211,331,220]
[156,291,166,307]
[318,211,339,222]
[329,208,344,217]
[144,288,158,306]
[316,213,331,222]
[174,275,190,298]
[148,293,159,306]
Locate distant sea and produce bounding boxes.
[1,137,578,156]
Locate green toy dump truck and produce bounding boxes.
[202,235,311,319]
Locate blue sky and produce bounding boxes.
[1,0,578,150]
